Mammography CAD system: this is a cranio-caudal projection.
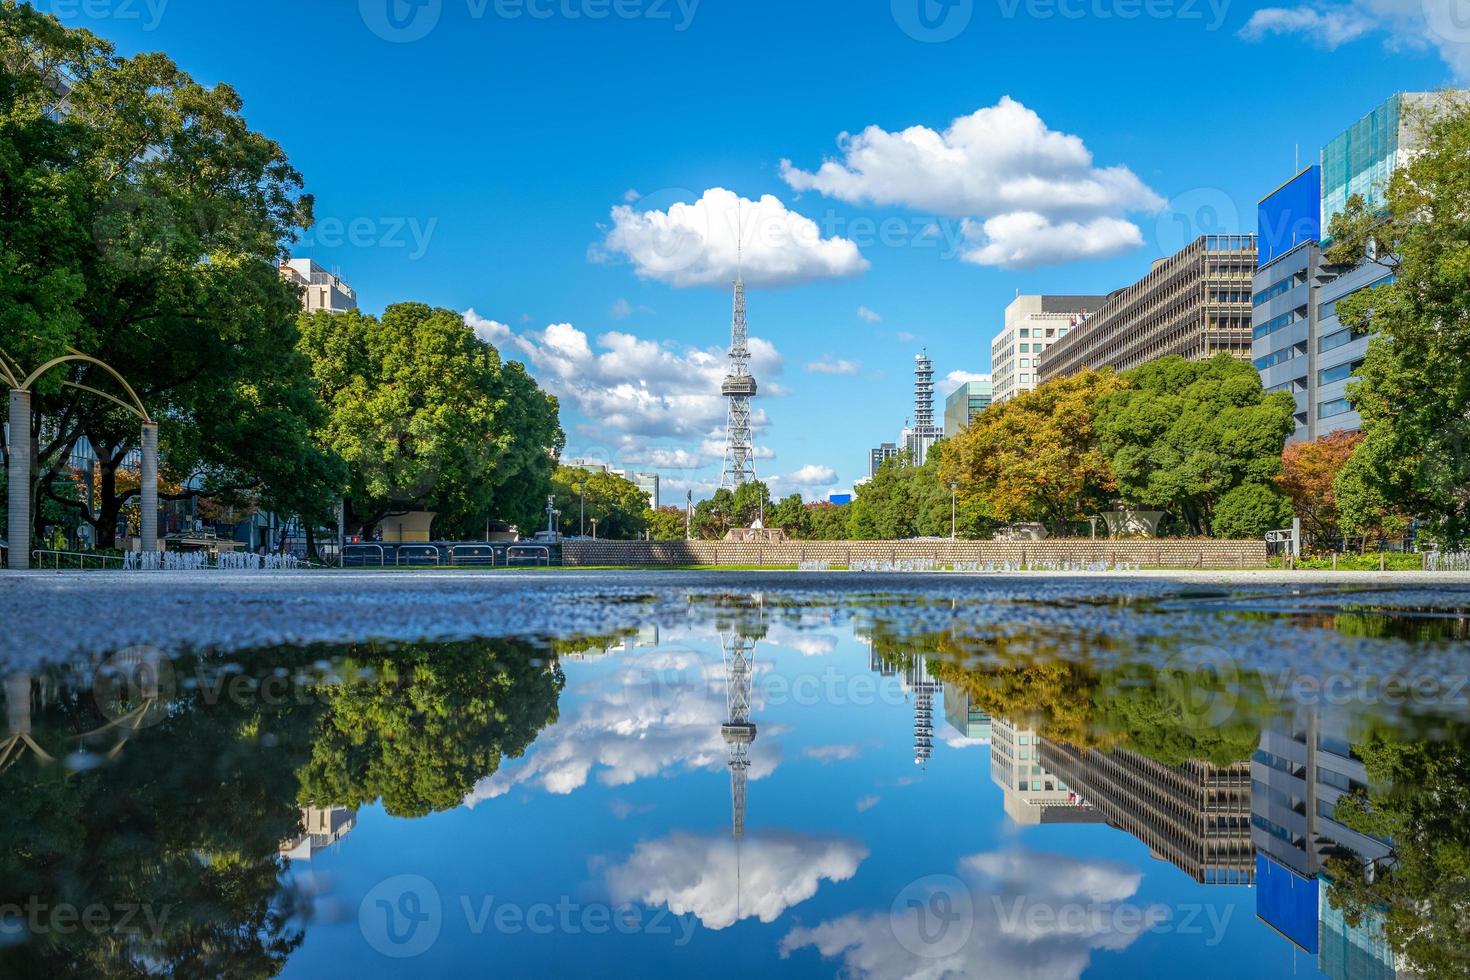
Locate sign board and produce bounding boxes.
[1266,530,1294,543]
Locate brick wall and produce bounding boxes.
[562,539,1268,569]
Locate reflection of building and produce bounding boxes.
[1039,237,1258,383]
[942,687,991,742]
[1251,709,1399,975]
[279,806,357,860]
[943,379,993,438]
[1039,740,1254,884]
[903,654,941,767]
[990,719,1101,826]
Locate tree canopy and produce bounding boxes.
[550,465,650,539]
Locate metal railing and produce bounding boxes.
[341,544,386,567]
[395,544,442,567]
[30,549,128,570]
[506,545,552,567]
[448,544,497,567]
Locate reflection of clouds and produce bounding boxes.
[607,831,868,930]
[466,649,779,804]
[768,628,839,658]
[781,849,1144,980]
[945,736,990,749]
[804,743,862,763]
[856,795,881,813]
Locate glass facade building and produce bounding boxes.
[942,378,993,438]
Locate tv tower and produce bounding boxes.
[721,630,757,840]
[720,244,758,489]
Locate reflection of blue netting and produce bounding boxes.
[1322,94,1402,234]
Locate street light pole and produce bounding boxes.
[578,482,586,537]
[949,482,958,541]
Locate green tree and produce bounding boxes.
[550,465,649,539]
[1094,354,1296,536]
[1210,482,1294,539]
[769,493,812,537]
[942,369,1126,535]
[805,502,850,540]
[297,305,562,539]
[646,505,687,540]
[1,5,341,548]
[1324,93,1470,547]
[731,480,772,526]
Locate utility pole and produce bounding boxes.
[949,482,958,540]
[578,481,586,537]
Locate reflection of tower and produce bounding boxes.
[720,258,758,490]
[721,632,757,841]
[905,654,941,768]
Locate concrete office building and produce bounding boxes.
[1039,739,1255,885]
[1253,92,1456,443]
[562,458,660,511]
[869,442,899,477]
[943,378,993,438]
[279,258,358,313]
[990,718,1102,826]
[991,295,1106,403]
[1040,236,1258,383]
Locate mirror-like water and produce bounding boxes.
[2,575,1467,979]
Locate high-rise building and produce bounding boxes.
[279,258,357,313]
[869,442,899,477]
[1039,739,1255,885]
[902,352,943,467]
[991,295,1107,402]
[943,378,993,438]
[561,458,660,510]
[1039,236,1258,383]
[1253,92,1462,443]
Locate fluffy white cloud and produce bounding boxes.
[463,310,782,443]
[769,464,840,499]
[806,356,862,375]
[598,187,869,287]
[465,649,781,803]
[606,831,868,930]
[857,306,882,323]
[1239,1,1470,78]
[780,98,1164,269]
[804,743,863,763]
[780,849,1147,980]
[610,298,655,319]
[938,370,991,396]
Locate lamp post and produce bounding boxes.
[590,517,598,540]
[578,481,586,537]
[545,495,556,539]
[949,483,958,541]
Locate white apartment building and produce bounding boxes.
[280,258,358,314]
[990,294,1106,403]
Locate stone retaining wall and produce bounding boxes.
[561,539,1268,569]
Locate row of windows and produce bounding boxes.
[1253,308,1304,341]
[1318,766,1366,794]
[1318,359,1364,386]
[1320,274,1396,322]
[1319,398,1354,419]
[1018,327,1069,339]
[1319,326,1369,354]
[1253,272,1307,306]
[1255,346,1304,371]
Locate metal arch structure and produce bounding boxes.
[3,348,157,571]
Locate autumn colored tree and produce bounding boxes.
[941,369,1126,535]
[1277,431,1361,547]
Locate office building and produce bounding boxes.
[869,442,899,477]
[562,458,660,511]
[1039,739,1255,884]
[943,378,993,438]
[279,258,358,313]
[1040,236,1258,382]
[1253,92,1459,443]
[991,295,1106,402]
[990,718,1102,826]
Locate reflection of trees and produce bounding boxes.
[869,626,1268,766]
[1324,724,1470,979]
[0,638,565,976]
[296,640,565,818]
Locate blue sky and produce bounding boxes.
[51,0,1458,503]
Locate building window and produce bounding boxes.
[1253,309,1303,341]
[1020,328,1029,338]
[1254,346,1303,370]
[1020,358,1030,368]
[1318,360,1364,386]
[1318,398,1353,419]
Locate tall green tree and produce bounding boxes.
[297,305,562,539]
[1094,354,1295,536]
[1,3,341,548]
[550,465,649,539]
[1326,93,1470,547]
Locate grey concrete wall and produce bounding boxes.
[562,539,1269,568]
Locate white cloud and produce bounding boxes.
[598,187,869,287]
[806,356,862,375]
[769,465,840,499]
[945,735,990,749]
[1239,1,1470,79]
[610,298,655,319]
[804,743,863,763]
[607,831,868,930]
[938,370,991,396]
[465,649,781,803]
[855,795,881,812]
[857,306,882,323]
[780,849,1147,980]
[780,97,1164,269]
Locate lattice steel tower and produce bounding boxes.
[720,264,758,489]
[720,631,758,841]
